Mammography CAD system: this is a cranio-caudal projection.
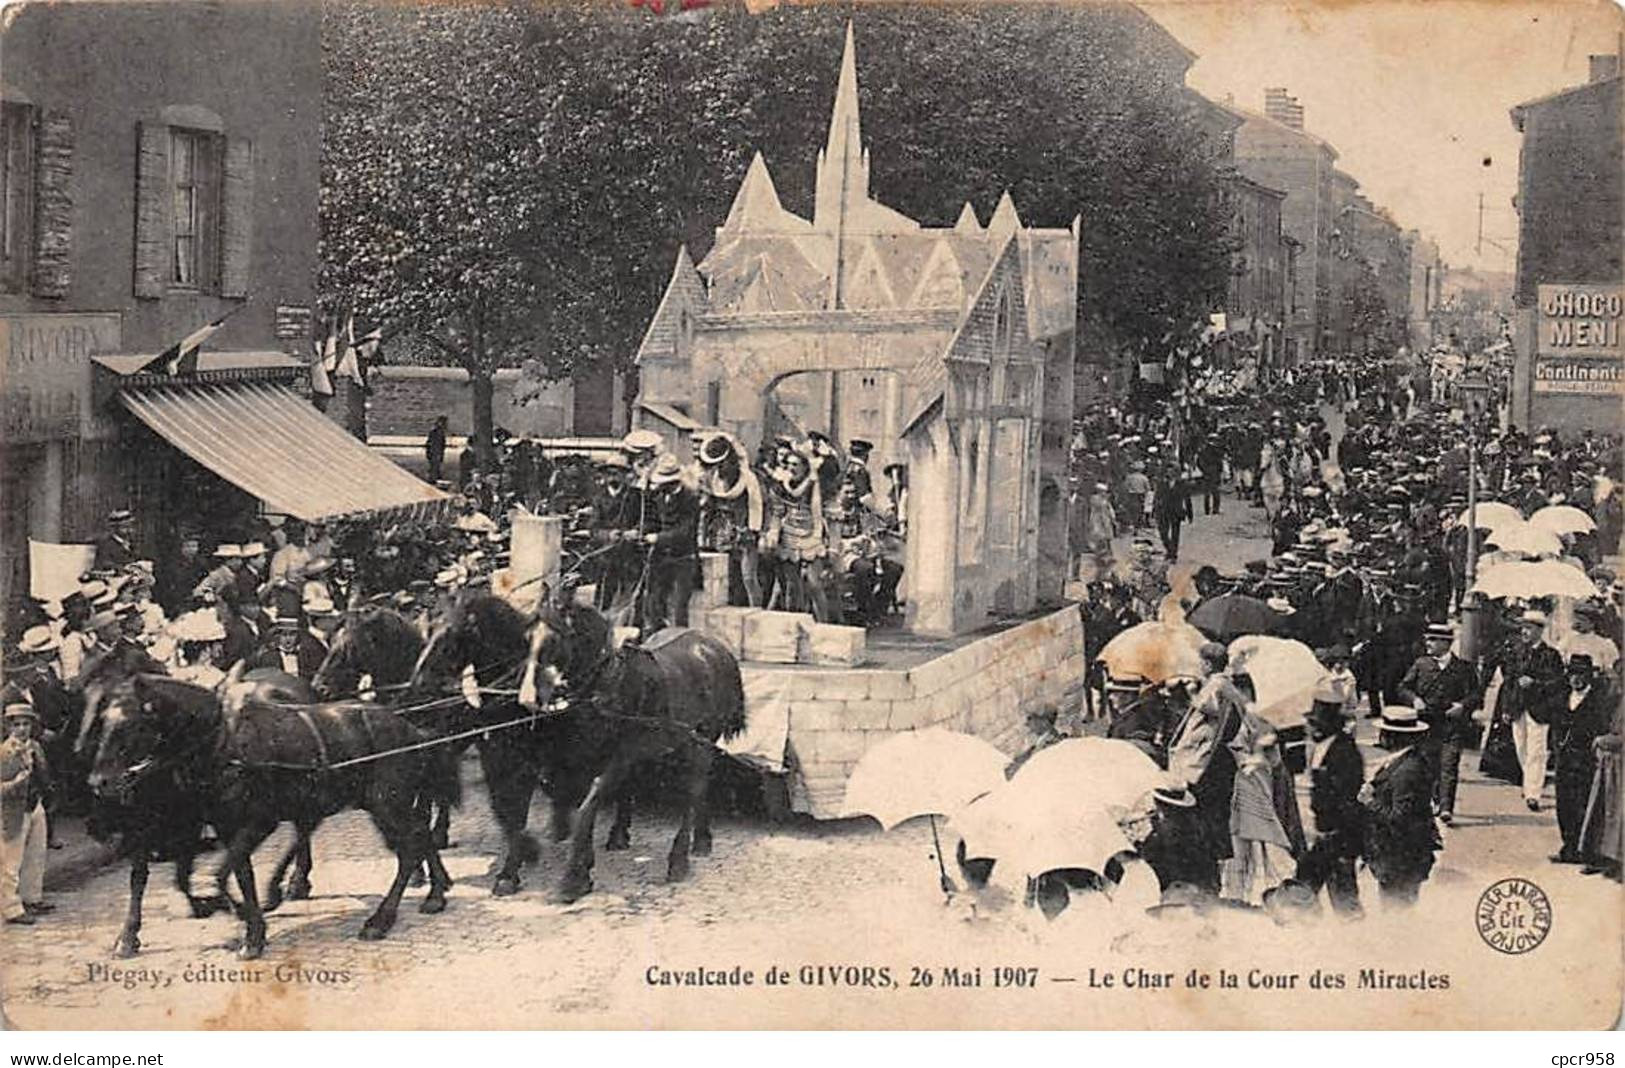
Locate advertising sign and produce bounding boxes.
[0,313,122,443]
[1533,283,1622,395]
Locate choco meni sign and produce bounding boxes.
[1533,283,1622,396]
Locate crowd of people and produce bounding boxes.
[1066,352,1622,918]
[0,420,913,924]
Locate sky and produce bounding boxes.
[1144,0,1624,273]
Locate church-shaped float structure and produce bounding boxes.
[633,23,1079,635]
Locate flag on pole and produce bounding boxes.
[334,313,363,385]
[308,334,334,398]
[354,326,383,393]
[135,312,230,375]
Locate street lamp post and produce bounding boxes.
[1458,373,1494,659]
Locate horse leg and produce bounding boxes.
[668,744,715,882]
[176,847,226,918]
[265,822,316,912]
[360,812,420,941]
[479,740,536,896]
[112,853,149,958]
[691,768,714,859]
[431,800,452,851]
[419,835,454,915]
[232,852,269,961]
[553,753,633,904]
[605,787,633,852]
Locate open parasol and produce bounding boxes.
[1011,738,1171,815]
[1187,594,1290,642]
[841,727,1011,894]
[1472,558,1600,600]
[1528,504,1597,537]
[1097,619,1207,683]
[952,784,1134,883]
[1483,520,1566,559]
[1455,501,1524,532]
[1226,635,1326,729]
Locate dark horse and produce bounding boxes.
[310,606,455,850]
[77,660,317,957]
[83,673,459,959]
[411,590,746,903]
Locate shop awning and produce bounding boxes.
[120,380,452,523]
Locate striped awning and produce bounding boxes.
[120,380,452,523]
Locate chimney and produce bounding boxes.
[1264,87,1305,129]
[1589,53,1620,83]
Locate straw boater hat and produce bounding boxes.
[622,429,661,454]
[648,455,684,487]
[214,543,243,559]
[171,609,226,644]
[240,542,267,558]
[1379,706,1429,733]
[16,626,60,657]
[1520,608,1548,626]
[1152,785,1197,808]
[303,595,339,619]
[1105,674,1147,694]
[3,701,40,724]
[1424,622,1455,642]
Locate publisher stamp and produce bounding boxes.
[1476,879,1553,955]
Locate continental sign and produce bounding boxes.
[1534,283,1622,395]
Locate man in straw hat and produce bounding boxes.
[1488,608,1567,812]
[1358,706,1437,907]
[1293,682,1365,916]
[1397,621,1480,825]
[0,700,54,924]
[639,453,701,631]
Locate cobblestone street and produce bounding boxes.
[4,489,1616,1029]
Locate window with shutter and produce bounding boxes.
[133,116,245,300]
[0,102,34,293]
[168,127,222,292]
[31,110,73,299]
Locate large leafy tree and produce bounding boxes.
[322,1,1231,458]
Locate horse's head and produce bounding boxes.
[312,618,360,700]
[80,673,216,798]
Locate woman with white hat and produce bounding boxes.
[168,609,230,689]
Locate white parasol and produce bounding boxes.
[1528,504,1597,537]
[1483,520,1565,559]
[1472,559,1600,600]
[1226,635,1326,729]
[1455,501,1523,532]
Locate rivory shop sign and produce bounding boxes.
[1533,283,1623,395]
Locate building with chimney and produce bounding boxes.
[1408,233,1443,351]
[1232,93,1340,362]
[632,24,1079,632]
[1507,51,1622,432]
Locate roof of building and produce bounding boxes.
[1511,72,1621,130]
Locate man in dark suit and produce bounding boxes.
[1361,706,1438,907]
[93,510,138,572]
[1397,621,1481,824]
[425,415,448,484]
[247,612,324,681]
[1554,655,1613,864]
[1295,688,1365,915]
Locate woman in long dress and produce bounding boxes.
[1221,683,1307,905]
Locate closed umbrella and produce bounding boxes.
[1472,559,1600,600]
[1528,505,1597,537]
[1188,594,1290,642]
[1484,521,1566,559]
[1098,620,1207,683]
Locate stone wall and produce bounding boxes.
[368,366,575,440]
[737,605,1086,818]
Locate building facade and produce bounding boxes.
[1507,54,1623,433]
[633,25,1079,633]
[1233,96,1339,363]
[0,1,321,619]
[1407,232,1443,351]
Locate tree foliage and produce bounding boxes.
[320,0,1233,449]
